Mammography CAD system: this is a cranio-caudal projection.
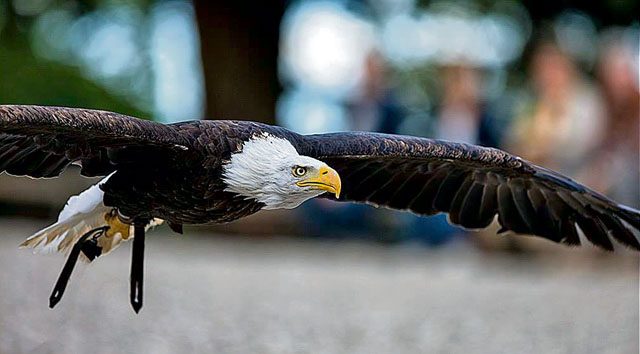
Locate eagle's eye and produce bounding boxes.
[292,166,307,177]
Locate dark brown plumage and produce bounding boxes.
[296,133,640,250]
[2,104,639,251]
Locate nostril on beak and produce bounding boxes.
[322,171,328,175]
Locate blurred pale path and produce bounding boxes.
[0,219,637,354]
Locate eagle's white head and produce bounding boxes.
[222,133,341,210]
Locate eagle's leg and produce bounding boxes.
[49,226,109,308]
[130,222,146,313]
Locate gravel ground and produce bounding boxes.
[0,218,638,354]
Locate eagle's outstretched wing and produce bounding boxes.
[0,105,190,178]
[295,132,640,251]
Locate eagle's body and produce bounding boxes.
[100,119,275,225]
[1,105,639,312]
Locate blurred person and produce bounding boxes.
[434,64,502,148]
[508,39,607,176]
[347,51,405,134]
[580,29,639,207]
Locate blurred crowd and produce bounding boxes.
[296,24,639,247]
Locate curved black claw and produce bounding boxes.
[130,223,145,313]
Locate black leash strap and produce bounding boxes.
[49,226,108,308]
[130,223,145,313]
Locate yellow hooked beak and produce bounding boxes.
[296,164,342,199]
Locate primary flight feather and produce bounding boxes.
[1,105,638,312]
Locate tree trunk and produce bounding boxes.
[194,1,285,123]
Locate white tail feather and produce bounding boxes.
[21,175,113,256]
[25,210,110,255]
[21,174,163,260]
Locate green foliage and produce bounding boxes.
[0,41,147,117]
[0,0,149,118]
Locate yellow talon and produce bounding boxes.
[104,211,132,239]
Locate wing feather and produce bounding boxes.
[0,105,190,178]
[294,132,640,251]
[408,166,448,215]
[447,175,474,224]
[477,178,499,228]
[386,170,422,210]
[433,169,467,212]
[497,183,528,234]
[454,180,486,228]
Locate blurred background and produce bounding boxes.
[0,0,638,353]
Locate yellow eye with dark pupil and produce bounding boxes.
[293,166,307,177]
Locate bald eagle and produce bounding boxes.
[1,105,638,312]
